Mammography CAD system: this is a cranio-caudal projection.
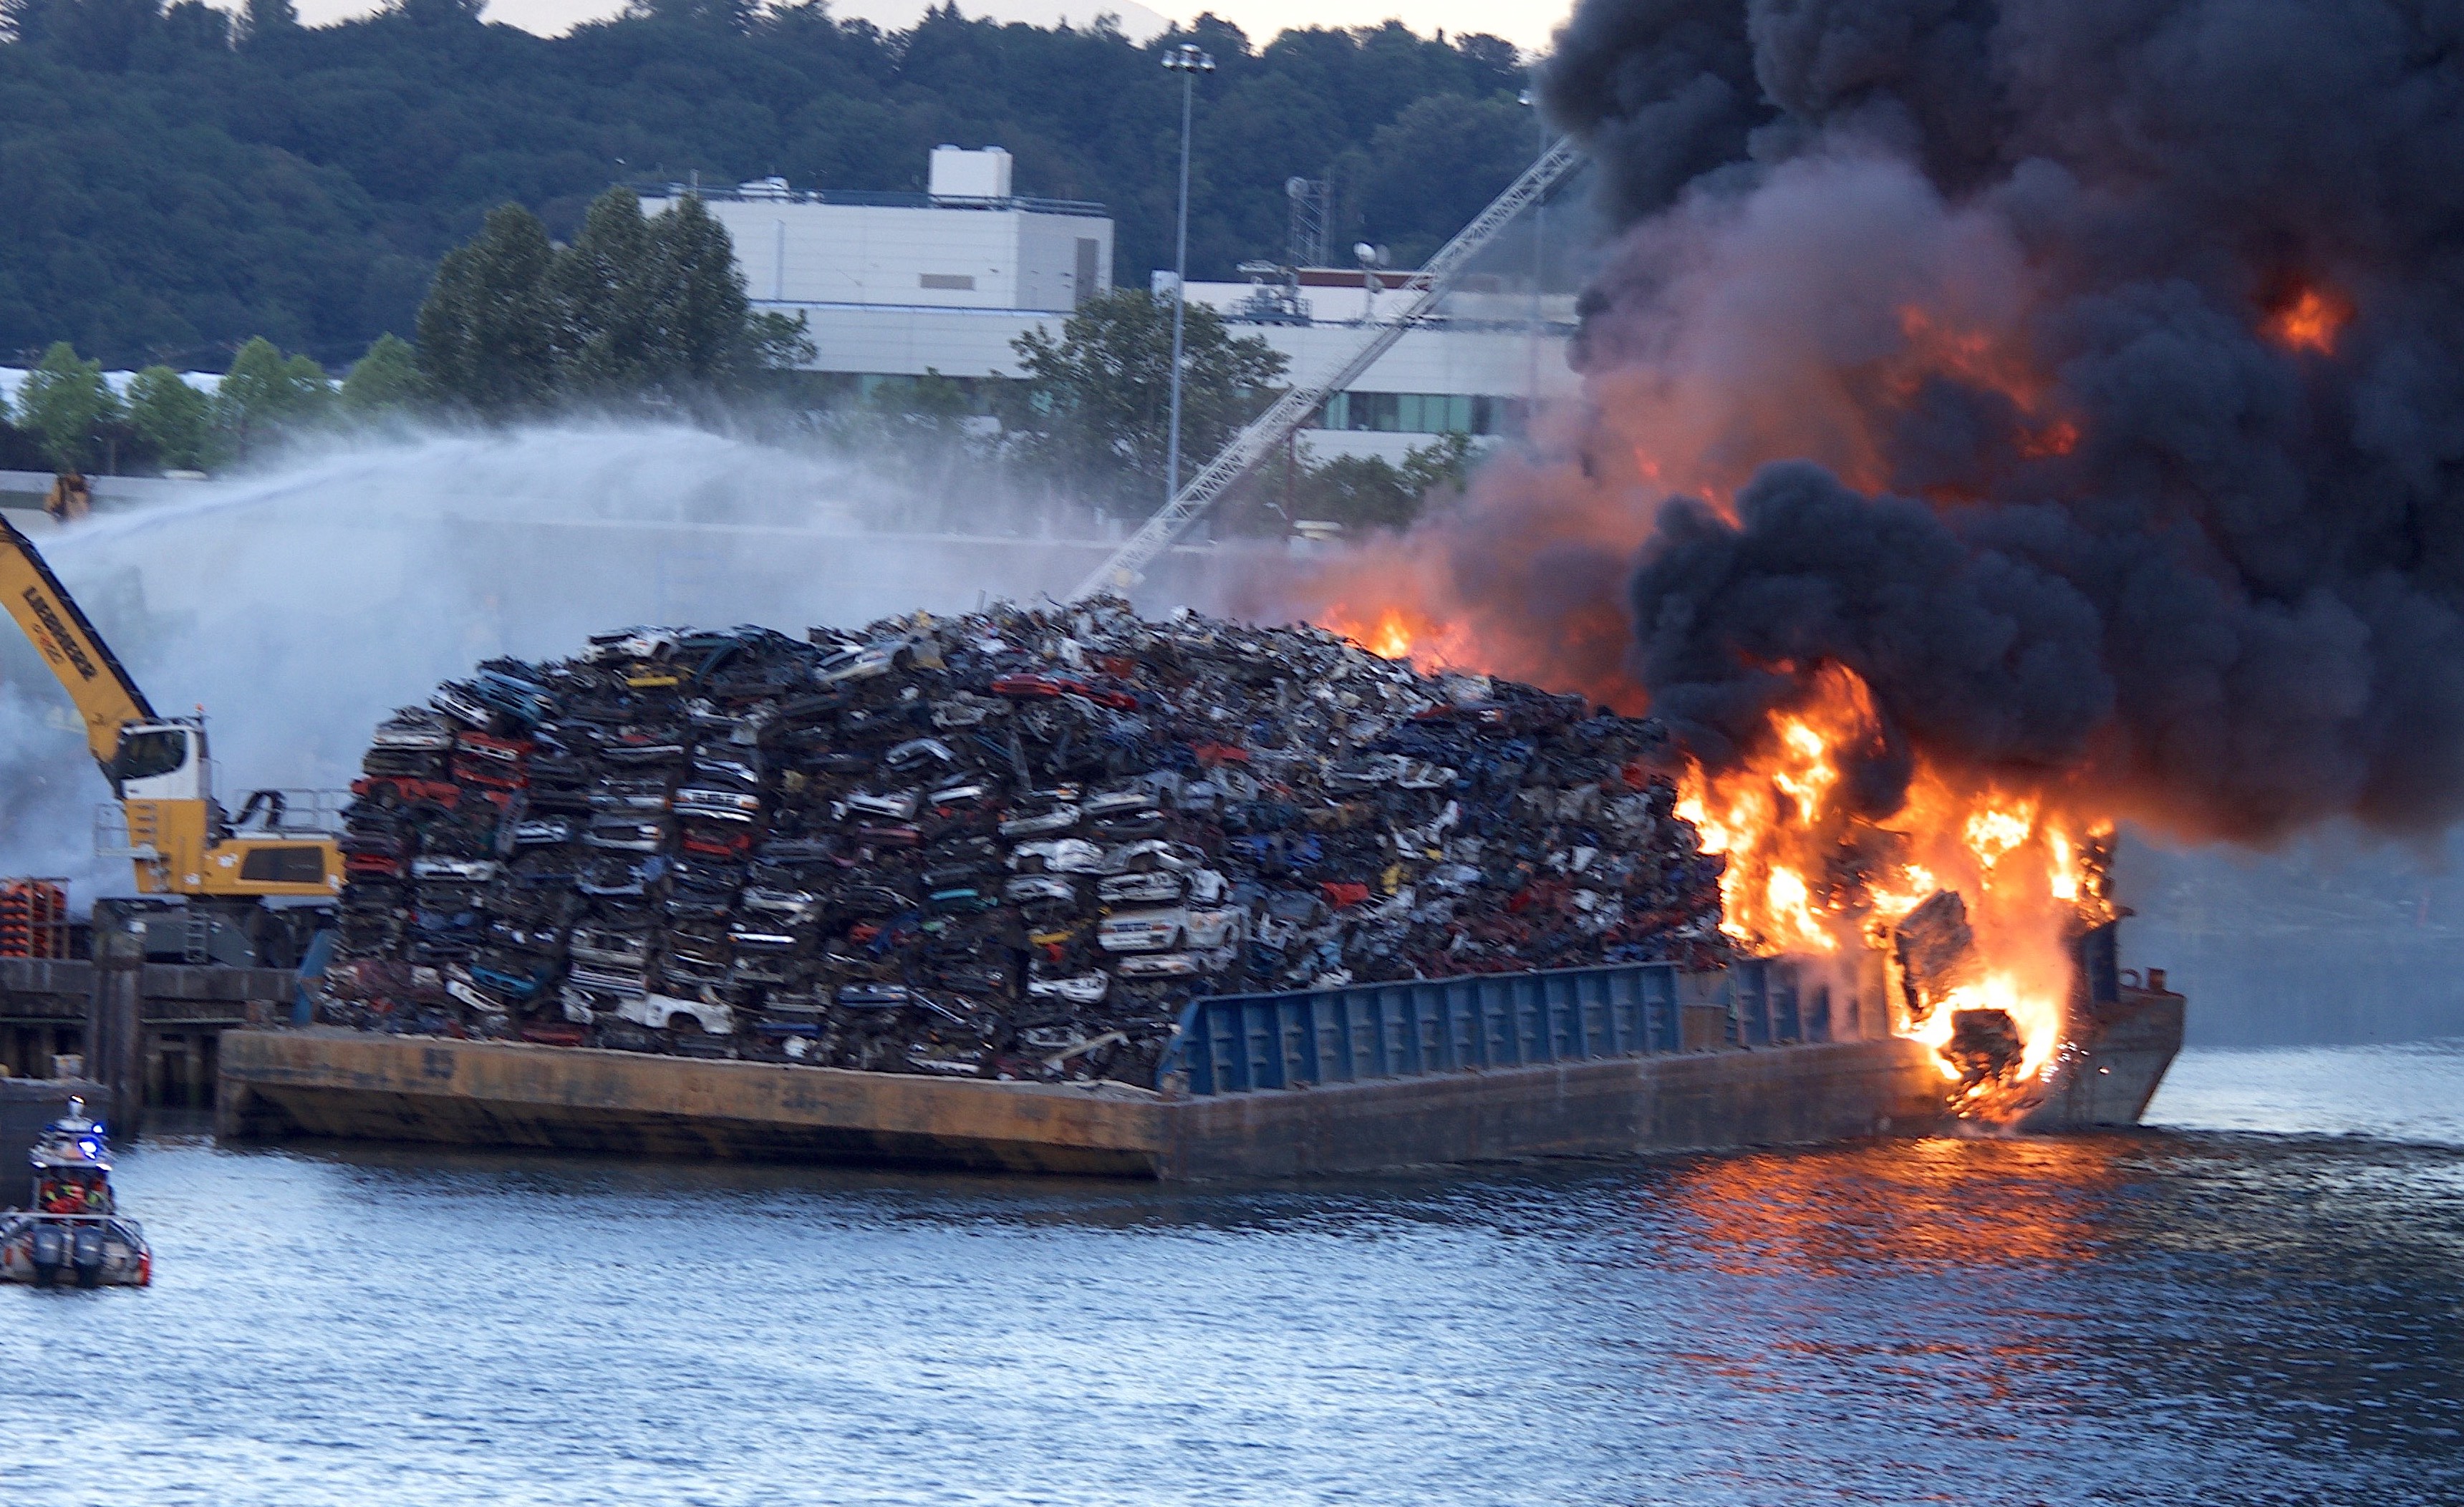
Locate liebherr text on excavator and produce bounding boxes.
[1,513,339,931]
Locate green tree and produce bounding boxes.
[339,333,424,417]
[415,204,561,414]
[551,188,665,397]
[393,0,483,24]
[236,0,294,40]
[1280,431,1477,531]
[1293,453,1411,528]
[1008,289,1287,509]
[125,365,211,470]
[1399,429,1475,499]
[642,193,808,387]
[627,0,758,37]
[16,341,120,473]
[423,188,811,410]
[1357,95,1540,268]
[823,369,995,526]
[0,14,1522,368]
[211,336,334,457]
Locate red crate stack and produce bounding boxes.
[0,879,69,959]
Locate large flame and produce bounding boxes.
[1660,664,2112,1110]
[1300,293,2129,1120]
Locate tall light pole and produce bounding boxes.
[1520,86,1547,428]
[1162,42,1214,512]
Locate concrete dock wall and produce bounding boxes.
[218,1028,1965,1179]
[2,956,296,1134]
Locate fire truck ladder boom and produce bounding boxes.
[1069,134,1582,602]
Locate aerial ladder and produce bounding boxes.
[1,514,339,958]
[1068,134,1584,602]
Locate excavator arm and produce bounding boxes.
[0,513,155,770]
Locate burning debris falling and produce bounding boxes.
[317,604,1729,1082]
[1264,0,2464,1103]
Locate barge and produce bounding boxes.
[216,949,2184,1179]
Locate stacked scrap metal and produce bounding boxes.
[317,602,1729,1085]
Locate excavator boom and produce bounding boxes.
[0,513,155,769]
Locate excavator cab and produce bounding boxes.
[100,719,337,898]
[109,723,204,803]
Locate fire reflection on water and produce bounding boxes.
[1641,1140,2118,1279]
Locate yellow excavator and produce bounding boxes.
[1,513,339,946]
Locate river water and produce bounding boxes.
[6,1045,2460,1507]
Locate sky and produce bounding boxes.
[291,0,1572,54]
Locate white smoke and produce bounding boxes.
[0,422,1165,900]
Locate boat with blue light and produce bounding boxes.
[0,1098,150,1288]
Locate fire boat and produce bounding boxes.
[0,1097,151,1288]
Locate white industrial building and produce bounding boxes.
[1169,271,1580,462]
[647,147,1577,464]
[644,147,1111,314]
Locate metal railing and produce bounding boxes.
[631,181,1109,216]
[221,788,351,836]
[94,788,348,861]
[1070,135,1584,601]
[94,803,155,861]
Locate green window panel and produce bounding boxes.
[1316,391,1510,435]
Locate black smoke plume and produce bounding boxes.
[1530,0,2464,843]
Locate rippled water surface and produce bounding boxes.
[7,1045,2461,1506]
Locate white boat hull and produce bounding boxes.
[0,1213,151,1287]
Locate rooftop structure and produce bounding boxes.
[641,147,1113,314]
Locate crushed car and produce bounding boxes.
[314,601,1729,1086]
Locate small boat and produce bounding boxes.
[0,1097,150,1288]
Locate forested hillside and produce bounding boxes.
[0,0,1532,369]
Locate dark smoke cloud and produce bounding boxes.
[1633,462,2110,775]
[1537,0,2464,841]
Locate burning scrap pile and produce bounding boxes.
[1282,0,2464,1110]
[316,602,1726,1084]
[1663,664,2120,1109]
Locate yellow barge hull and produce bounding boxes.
[210,1010,2177,1180]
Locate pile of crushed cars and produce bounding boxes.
[317,601,1729,1087]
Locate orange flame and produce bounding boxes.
[1667,664,2115,1113]
[1292,287,2130,1120]
[1320,602,1481,669]
[2266,286,2351,355]
[1888,306,2082,473]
